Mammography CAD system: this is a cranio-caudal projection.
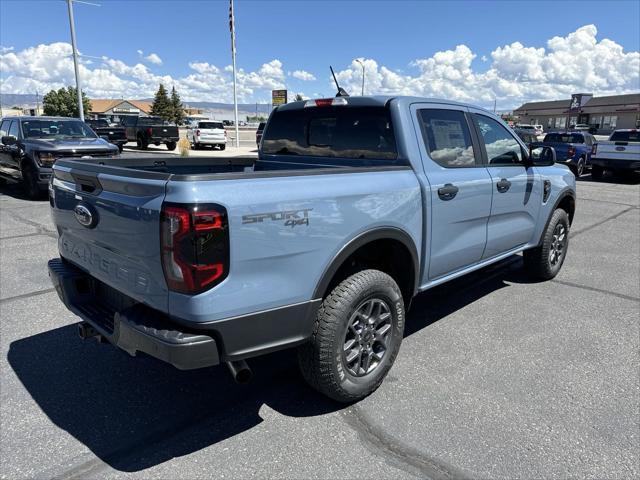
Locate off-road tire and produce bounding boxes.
[298,269,405,403]
[137,136,148,150]
[22,163,42,200]
[591,165,604,180]
[523,208,570,280]
[166,141,177,151]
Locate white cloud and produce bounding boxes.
[291,70,316,81]
[144,53,163,65]
[334,25,639,109]
[1,25,637,109]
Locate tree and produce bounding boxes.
[170,86,185,125]
[42,87,91,117]
[150,84,172,121]
[294,93,304,101]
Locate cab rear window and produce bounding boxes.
[198,122,224,129]
[610,131,639,142]
[262,106,399,164]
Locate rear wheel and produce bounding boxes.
[298,269,405,402]
[523,208,569,280]
[137,136,148,150]
[117,144,124,153]
[575,157,585,177]
[219,144,226,151]
[166,141,177,151]
[591,165,604,180]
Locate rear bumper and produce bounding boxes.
[195,138,227,145]
[48,257,320,369]
[591,158,640,171]
[48,258,220,370]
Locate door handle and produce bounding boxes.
[437,183,459,201]
[496,178,511,193]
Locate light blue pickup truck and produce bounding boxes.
[48,96,575,402]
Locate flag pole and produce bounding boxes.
[230,0,239,148]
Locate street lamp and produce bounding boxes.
[355,59,365,96]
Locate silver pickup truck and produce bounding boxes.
[48,96,575,402]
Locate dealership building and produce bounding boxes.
[88,99,204,123]
[513,93,639,133]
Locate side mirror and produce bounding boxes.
[1,135,17,146]
[528,144,556,166]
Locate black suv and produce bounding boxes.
[0,116,118,198]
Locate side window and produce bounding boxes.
[418,109,478,168]
[8,121,20,139]
[473,114,523,166]
[0,120,9,137]
[584,135,593,147]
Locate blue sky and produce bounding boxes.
[1,0,639,108]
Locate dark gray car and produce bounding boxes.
[0,116,118,198]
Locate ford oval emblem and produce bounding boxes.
[74,203,97,228]
[615,146,626,151]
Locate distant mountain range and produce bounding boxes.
[1,93,273,115]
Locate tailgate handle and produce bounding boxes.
[72,173,102,195]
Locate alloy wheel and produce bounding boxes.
[342,298,393,377]
[549,223,567,266]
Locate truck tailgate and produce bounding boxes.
[50,161,169,312]
[152,125,179,138]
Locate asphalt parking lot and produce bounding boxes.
[1,167,638,479]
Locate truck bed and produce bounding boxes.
[53,155,405,181]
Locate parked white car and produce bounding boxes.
[187,121,227,150]
[533,124,544,136]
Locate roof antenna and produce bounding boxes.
[330,66,350,97]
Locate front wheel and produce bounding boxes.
[165,141,177,151]
[22,164,42,200]
[117,144,124,153]
[298,269,405,403]
[219,144,226,151]
[523,208,570,280]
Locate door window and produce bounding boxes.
[472,114,523,165]
[8,121,20,138]
[417,109,478,167]
[0,120,9,137]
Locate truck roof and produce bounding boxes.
[1,116,84,121]
[276,95,494,114]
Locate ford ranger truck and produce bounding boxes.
[48,97,575,402]
[591,129,640,179]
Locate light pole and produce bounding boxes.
[65,0,99,121]
[355,59,365,96]
[66,0,84,120]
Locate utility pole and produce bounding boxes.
[35,90,40,115]
[493,97,497,114]
[355,59,365,96]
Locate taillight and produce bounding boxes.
[196,129,201,136]
[147,127,153,137]
[160,203,229,294]
[567,146,576,157]
[592,143,597,155]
